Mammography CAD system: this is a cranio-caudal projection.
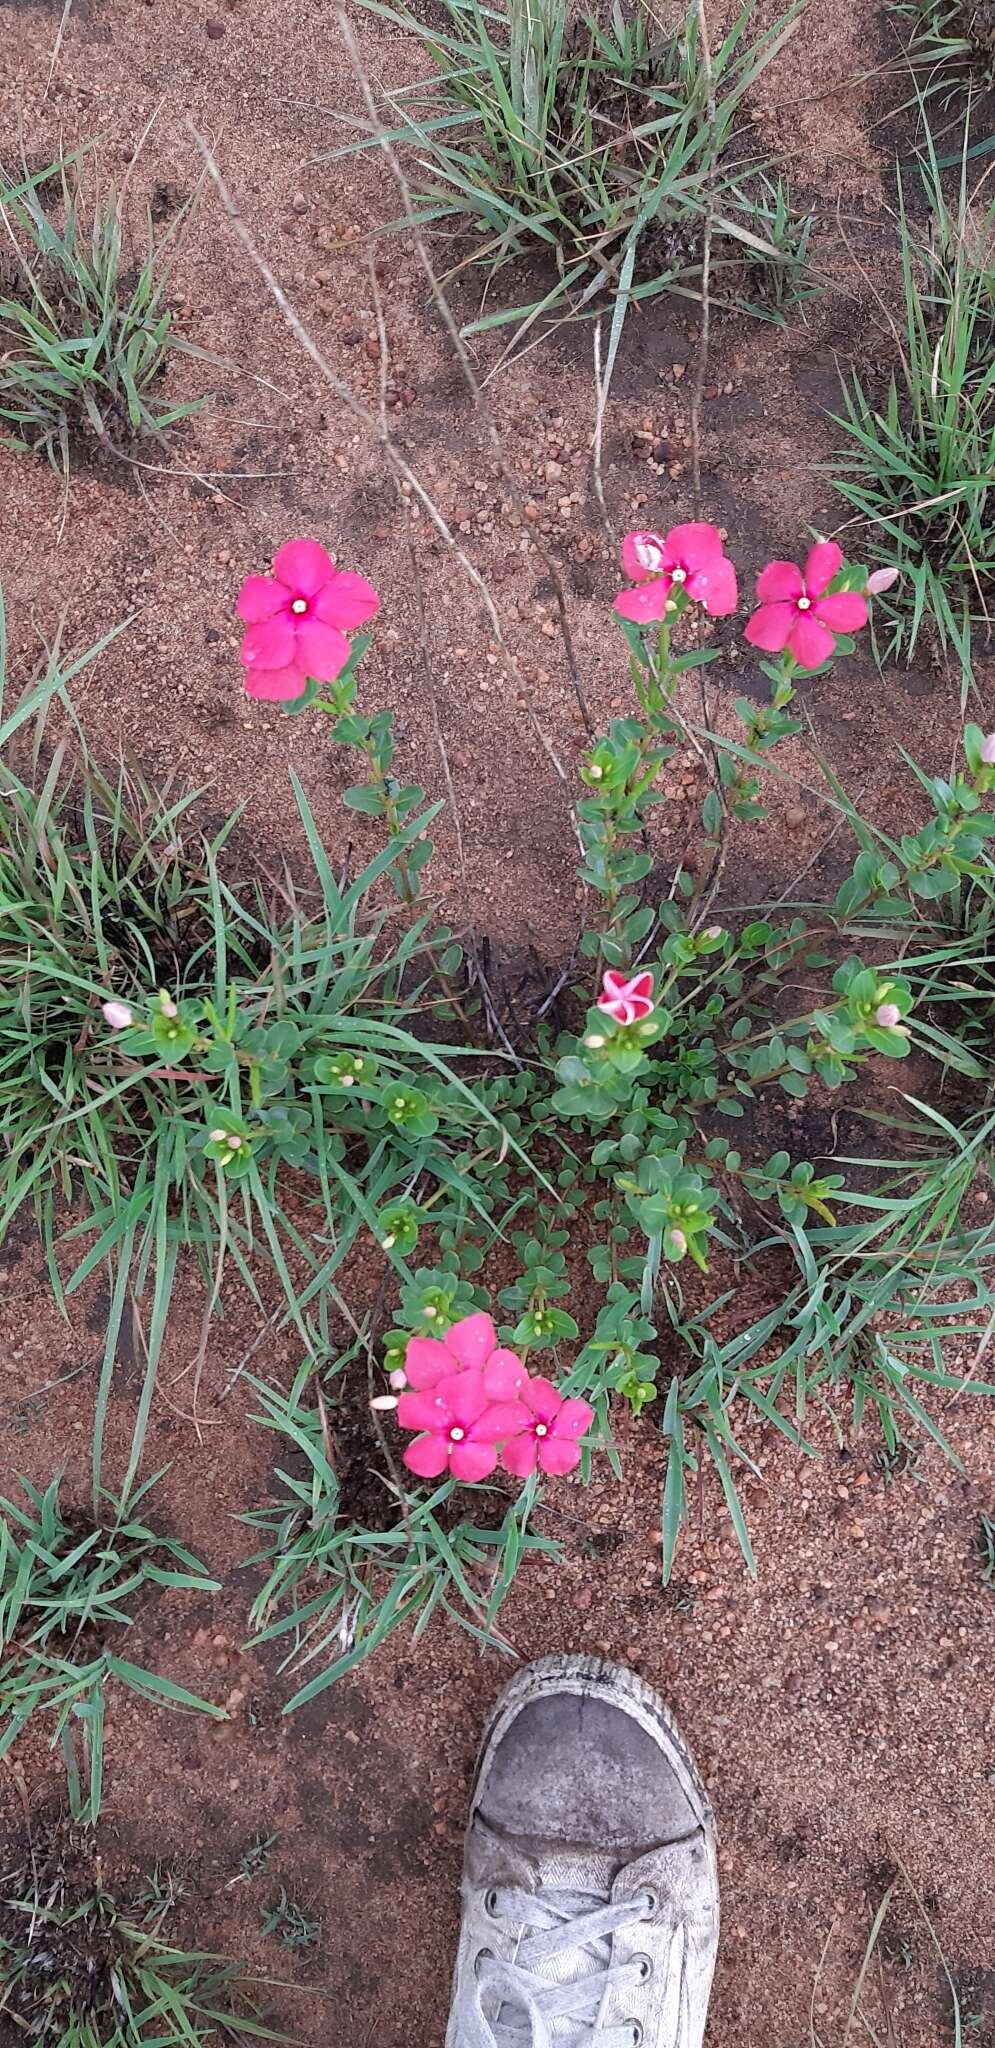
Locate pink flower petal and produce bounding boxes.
[397,1390,451,1434]
[449,1440,497,1482]
[755,560,803,604]
[293,617,352,682]
[620,529,667,581]
[788,611,836,668]
[664,522,724,571]
[813,590,868,633]
[405,1337,456,1391]
[553,1397,594,1440]
[403,1433,450,1478]
[241,615,297,670]
[440,1369,488,1429]
[598,994,636,1024]
[469,1399,530,1443]
[244,664,310,702]
[483,1350,528,1399]
[522,1376,563,1427]
[237,574,286,624]
[272,537,336,596]
[629,972,654,1002]
[804,540,843,599]
[687,553,738,616]
[314,570,380,630]
[602,969,628,997]
[744,602,795,653]
[501,1435,539,1479]
[537,1438,582,1476]
[627,995,654,1020]
[443,1312,497,1371]
[613,583,671,623]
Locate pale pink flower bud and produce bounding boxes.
[981,732,995,765]
[669,1228,687,1254]
[865,566,900,596]
[704,925,723,940]
[875,1002,901,1028]
[388,1368,408,1391]
[101,1000,133,1030]
[159,995,179,1019]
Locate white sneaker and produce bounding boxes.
[446,1654,719,2048]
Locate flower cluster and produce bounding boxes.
[391,1313,593,1482]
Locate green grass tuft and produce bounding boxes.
[0,151,211,477]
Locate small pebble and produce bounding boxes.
[205,15,226,34]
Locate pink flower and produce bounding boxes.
[875,1002,901,1028]
[744,541,867,669]
[614,523,737,622]
[500,1378,594,1479]
[865,565,900,596]
[101,1000,133,1030]
[981,732,995,766]
[598,968,655,1026]
[403,1312,525,1399]
[237,537,379,702]
[397,1369,526,1482]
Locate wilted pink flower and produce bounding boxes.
[614,523,737,622]
[598,968,655,1026]
[875,1002,901,1028]
[500,1378,594,1479]
[744,541,867,669]
[980,732,995,766]
[403,1312,523,1397]
[237,538,379,702]
[865,565,900,596]
[397,1369,526,1482]
[101,1000,133,1030]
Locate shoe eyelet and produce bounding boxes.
[633,1953,653,1983]
[628,2025,644,2047]
[639,1889,659,1920]
[484,1889,499,1918]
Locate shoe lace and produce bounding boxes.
[463,1881,656,2048]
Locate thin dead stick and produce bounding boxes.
[336,8,594,740]
[189,129,550,756]
[689,0,717,523]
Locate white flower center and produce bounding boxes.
[634,539,662,572]
[450,1426,466,1442]
[291,597,308,615]
[670,566,686,584]
[535,1423,548,1438]
[797,595,811,611]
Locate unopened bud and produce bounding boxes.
[159,995,178,1019]
[981,731,995,765]
[101,1000,133,1030]
[875,1002,901,1028]
[669,1228,687,1254]
[584,1033,606,1049]
[588,763,604,781]
[388,1368,408,1391]
[370,1394,399,1412]
[704,925,723,941]
[865,565,900,596]
[209,1128,228,1143]
[381,1233,396,1250]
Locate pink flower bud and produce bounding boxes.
[669,1228,687,1254]
[704,925,724,941]
[981,732,995,765]
[865,566,900,596]
[101,1000,133,1030]
[875,1002,901,1028]
[159,995,178,1019]
[388,1368,408,1391]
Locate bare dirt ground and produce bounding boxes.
[1,0,994,2041]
